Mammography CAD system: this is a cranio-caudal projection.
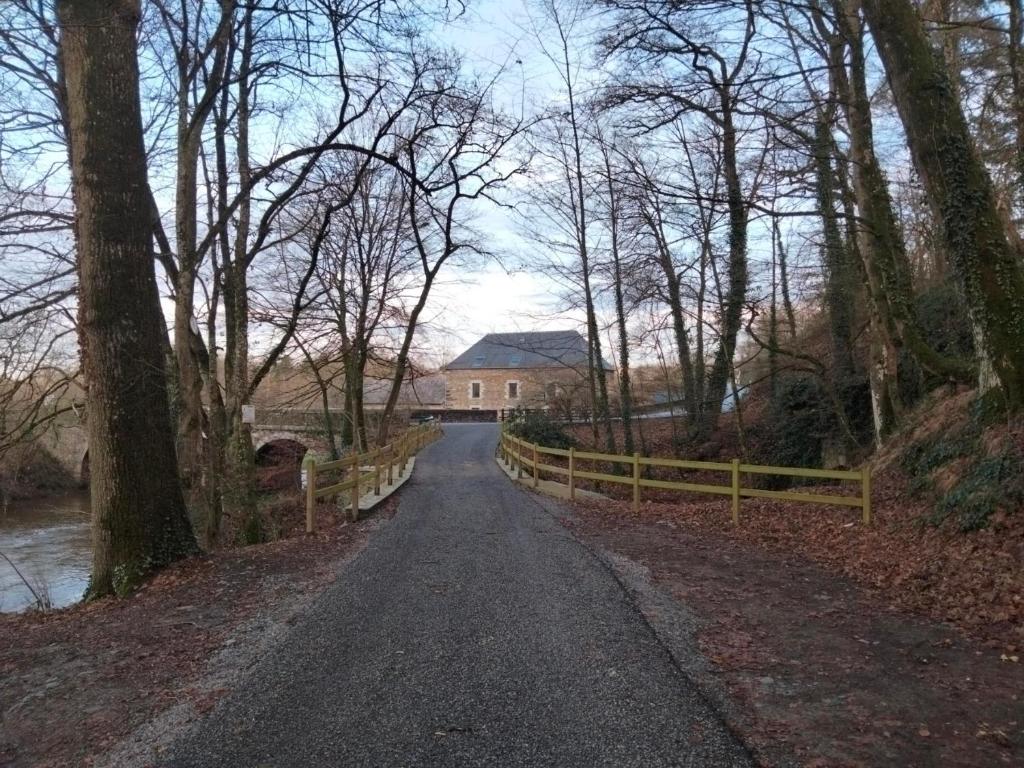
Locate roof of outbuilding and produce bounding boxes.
[363,373,446,406]
[445,330,612,371]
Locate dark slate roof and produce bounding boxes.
[445,331,612,371]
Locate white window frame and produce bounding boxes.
[506,380,520,400]
[470,380,482,400]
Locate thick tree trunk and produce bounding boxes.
[58,0,197,597]
[813,116,858,388]
[862,0,1024,407]
[703,102,749,433]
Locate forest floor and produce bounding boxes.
[566,404,1024,648]
[552,400,1023,763]
[564,500,1023,766]
[0,495,396,768]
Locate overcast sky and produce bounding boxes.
[418,0,588,360]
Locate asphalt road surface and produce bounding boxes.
[166,423,753,767]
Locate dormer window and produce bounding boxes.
[471,355,486,368]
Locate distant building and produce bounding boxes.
[363,373,446,411]
[444,330,612,412]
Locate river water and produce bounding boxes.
[0,493,91,612]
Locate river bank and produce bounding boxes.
[0,495,395,767]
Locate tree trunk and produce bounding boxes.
[862,0,1024,408]
[646,203,698,423]
[774,221,797,339]
[57,0,197,597]
[1008,0,1024,210]
[220,8,256,532]
[703,100,749,432]
[813,115,858,389]
[603,154,635,455]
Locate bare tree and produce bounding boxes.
[57,0,197,597]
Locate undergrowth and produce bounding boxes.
[505,410,576,450]
[899,398,1022,531]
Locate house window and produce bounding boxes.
[507,381,519,399]
[472,355,486,368]
[470,381,482,399]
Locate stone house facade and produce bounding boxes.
[443,331,611,412]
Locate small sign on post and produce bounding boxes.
[241,404,256,425]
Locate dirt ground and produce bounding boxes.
[565,503,1023,767]
[0,497,395,768]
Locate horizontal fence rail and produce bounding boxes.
[500,432,872,525]
[303,423,442,532]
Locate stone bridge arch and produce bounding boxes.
[41,421,90,486]
[37,419,338,491]
[251,428,334,492]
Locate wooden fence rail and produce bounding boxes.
[500,432,872,525]
[303,423,442,533]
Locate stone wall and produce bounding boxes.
[444,368,589,411]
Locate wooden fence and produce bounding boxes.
[500,432,872,525]
[303,423,442,532]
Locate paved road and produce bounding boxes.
[166,424,752,767]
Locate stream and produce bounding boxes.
[0,492,91,612]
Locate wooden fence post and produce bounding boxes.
[731,458,740,525]
[568,446,575,501]
[532,442,539,488]
[516,438,523,479]
[633,452,641,512]
[386,446,394,486]
[862,466,872,525]
[304,454,317,534]
[373,449,381,495]
[350,461,360,522]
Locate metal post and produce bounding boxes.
[633,452,641,512]
[569,446,575,501]
[731,458,741,525]
[304,454,316,534]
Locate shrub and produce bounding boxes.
[752,374,834,484]
[505,409,575,450]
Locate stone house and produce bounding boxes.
[444,330,612,412]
